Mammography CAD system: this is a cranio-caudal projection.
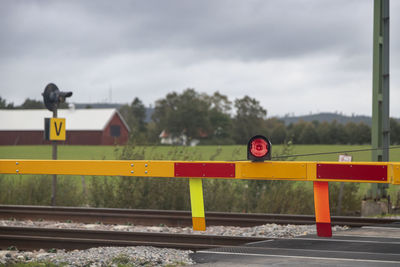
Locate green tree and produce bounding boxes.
[233,96,267,144]
[317,121,333,144]
[206,92,234,143]
[265,118,287,144]
[152,89,211,143]
[0,96,14,109]
[119,97,148,143]
[390,118,400,145]
[329,121,347,144]
[344,122,358,144]
[205,91,232,114]
[19,98,45,109]
[287,120,310,144]
[270,124,287,144]
[354,122,371,144]
[299,122,319,144]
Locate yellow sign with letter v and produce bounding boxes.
[49,118,66,141]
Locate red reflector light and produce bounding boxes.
[250,138,268,157]
[247,135,271,162]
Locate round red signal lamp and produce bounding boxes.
[250,138,269,157]
[247,135,272,162]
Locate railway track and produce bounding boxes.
[0,205,398,228]
[0,226,269,251]
[0,205,399,251]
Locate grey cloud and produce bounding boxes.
[0,0,374,61]
[1,0,399,117]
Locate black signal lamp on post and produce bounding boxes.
[247,135,272,162]
[42,83,73,206]
[42,83,73,112]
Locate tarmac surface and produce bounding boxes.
[190,224,400,266]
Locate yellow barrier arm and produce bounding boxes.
[2,159,400,237]
[1,160,400,184]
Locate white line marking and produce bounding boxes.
[363,226,400,230]
[226,246,400,257]
[296,237,400,244]
[334,234,400,240]
[196,251,400,264]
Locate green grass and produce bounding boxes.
[290,145,400,162]
[0,145,118,160]
[1,144,400,161]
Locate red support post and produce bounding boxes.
[313,181,332,237]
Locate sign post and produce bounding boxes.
[337,155,352,215]
[51,108,58,206]
[189,178,206,231]
[42,83,72,206]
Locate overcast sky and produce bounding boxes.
[0,0,399,117]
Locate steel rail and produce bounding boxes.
[0,205,398,228]
[0,226,269,251]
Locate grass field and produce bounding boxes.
[1,144,400,162]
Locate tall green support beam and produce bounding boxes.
[371,0,390,199]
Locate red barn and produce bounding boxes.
[0,109,130,145]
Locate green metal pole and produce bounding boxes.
[371,0,390,199]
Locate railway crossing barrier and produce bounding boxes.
[1,136,399,237]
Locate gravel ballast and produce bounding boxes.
[0,219,348,266]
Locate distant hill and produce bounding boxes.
[279,113,372,126]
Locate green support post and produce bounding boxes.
[371,0,390,199]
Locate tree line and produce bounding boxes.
[0,96,67,109]
[2,90,400,145]
[118,89,400,145]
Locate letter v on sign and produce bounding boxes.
[50,118,66,141]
